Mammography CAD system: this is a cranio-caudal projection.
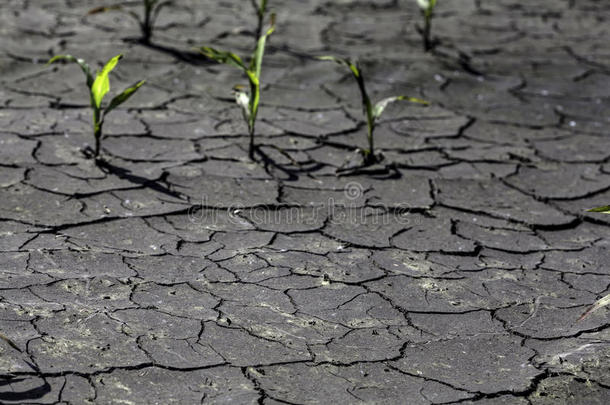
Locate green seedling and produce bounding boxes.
[199,14,276,159]
[318,56,427,165]
[416,0,437,51]
[47,54,145,160]
[89,0,173,44]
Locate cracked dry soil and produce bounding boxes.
[1,0,610,404]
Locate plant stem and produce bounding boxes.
[248,125,255,159]
[423,12,432,51]
[94,123,103,159]
[93,108,102,159]
[355,66,376,165]
[248,77,260,160]
[366,109,375,162]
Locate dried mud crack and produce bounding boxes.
[1,0,609,403]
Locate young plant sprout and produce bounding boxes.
[199,14,276,159]
[47,54,145,160]
[89,0,173,44]
[416,0,437,51]
[318,56,428,165]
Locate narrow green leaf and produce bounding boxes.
[373,96,429,119]
[317,55,361,79]
[91,54,123,109]
[199,47,247,71]
[578,293,610,322]
[251,13,276,78]
[404,96,429,105]
[587,206,610,214]
[104,80,146,117]
[317,55,351,69]
[46,54,71,65]
[47,54,94,88]
[372,97,403,119]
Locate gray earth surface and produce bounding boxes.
[1,0,609,403]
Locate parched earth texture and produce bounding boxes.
[1,0,609,404]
